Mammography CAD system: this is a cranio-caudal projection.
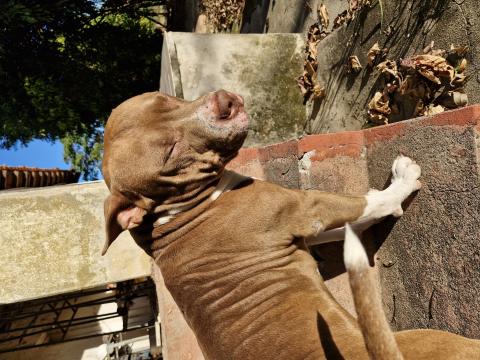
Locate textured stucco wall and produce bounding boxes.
[366,111,480,337]
[0,182,151,304]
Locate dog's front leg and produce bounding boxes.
[305,155,421,245]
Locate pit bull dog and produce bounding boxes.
[101,90,476,358]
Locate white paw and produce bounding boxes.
[391,155,422,192]
[367,188,381,195]
[391,206,404,217]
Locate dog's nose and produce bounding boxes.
[215,90,244,119]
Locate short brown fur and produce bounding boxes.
[103,91,479,359]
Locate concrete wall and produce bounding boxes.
[152,264,203,360]
[242,0,347,34]
[160,32,306,147]
[238,0,480,134]
[0,182,151,304]
[169,0,480,138]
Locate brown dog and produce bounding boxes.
[102,90,474,359]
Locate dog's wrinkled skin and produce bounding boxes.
[103,90,430,359]
[102,90,248,253]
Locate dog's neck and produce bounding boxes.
[153,170,250,226]
[129,170,251,255]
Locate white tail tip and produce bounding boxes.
[344,223,369,271]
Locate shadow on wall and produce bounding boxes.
[311,177,419,282]
[241,0,270,33]
[310,0,453,134]
[241,0,311,33]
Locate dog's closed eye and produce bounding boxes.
[164,142,177,164]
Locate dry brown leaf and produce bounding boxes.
[451,91,468,106]
[451,71,467,85]
[416,67,441,84]
[318,4,329,29]
[368,90,390,124]
[332,10,350,29]
[439,91,468,108]
[367,42,381,66]
[298,22,328,101]
[349,0,359,11]
[377,60,398,78]
[423,104,445,116]
[384,25,394,36]
[201,0,246,33]
[313,83,326,99]
[458,58,467,72]
[367,45,468,127]
[413,99,424,117]
[297,79,308,95]
[305,61,316,77]
[385,82,398,93]
[368,111,389,124]
[431,49,446,57]
[423,41,435,54]
[348,55,362,73]
[450,44,469,57]
[368,91,391,115]
[308,41,319,58]
[404,55,455,84]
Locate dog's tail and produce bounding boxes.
[343,224,404,360]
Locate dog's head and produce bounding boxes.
[102,90,248,254]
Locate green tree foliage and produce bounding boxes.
[0,0,167,179]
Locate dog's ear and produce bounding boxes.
[102,194,147,255]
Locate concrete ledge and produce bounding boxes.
[0,182,151,304]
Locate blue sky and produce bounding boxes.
[0,140,71,170]
[0,140,104,182]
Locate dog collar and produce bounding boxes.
[153,170,251,226]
